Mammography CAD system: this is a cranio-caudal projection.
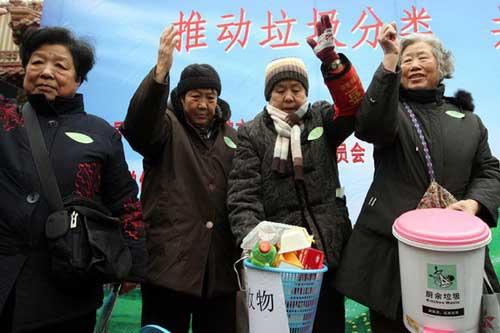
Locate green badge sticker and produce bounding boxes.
[65,132,94,144]
[427,264,457,290]
[307,126,324,141]
[445,110,465,119]
[224,136,236,149]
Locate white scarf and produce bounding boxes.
[266,101,309,180]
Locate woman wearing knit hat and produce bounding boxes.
[120,26,239,333]
[228,15,364,332]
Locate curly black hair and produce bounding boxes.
[19,27,95,82]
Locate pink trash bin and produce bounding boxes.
[393,208,491,333]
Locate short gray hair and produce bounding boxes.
[400,33,454,81]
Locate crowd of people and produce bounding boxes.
[0,14,499,333]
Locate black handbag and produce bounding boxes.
[22,103,132,286]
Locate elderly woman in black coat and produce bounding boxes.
[334,23,500,332]
[0,27,146,333]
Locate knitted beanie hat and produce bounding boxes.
[176,63,221,97]
[264,57,309,101]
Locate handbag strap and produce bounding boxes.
[21,103,64,212]
[402,102,436,182]
[484,270,495,295]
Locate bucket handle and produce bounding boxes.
[233,255,249,292]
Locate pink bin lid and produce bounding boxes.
[393,208,491,249]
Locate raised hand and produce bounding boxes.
[306,15,340,66]
[378,22,400,72]
[378,22,400,56]
[154,26,180,83]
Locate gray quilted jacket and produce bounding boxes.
[228,101,354,269]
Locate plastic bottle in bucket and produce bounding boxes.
[250,241,277,267]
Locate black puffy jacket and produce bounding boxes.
[0,93,146,330]
[334,64,500,319]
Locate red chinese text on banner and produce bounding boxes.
[306,8,346,48]
[400,6,432,36]
[492,8,500,49]
[173,11,208,53]
[216,8,252,52]
[259,9,300,49]
[351,6,383,49]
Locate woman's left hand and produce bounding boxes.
[447,199,480,215]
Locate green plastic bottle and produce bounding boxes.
[250,241,277,267]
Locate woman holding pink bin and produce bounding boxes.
[334,22,500,332]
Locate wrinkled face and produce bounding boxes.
[23,44,81,100]
[400,41,440,90]
[269,79,307,113]
[181,88,218,126]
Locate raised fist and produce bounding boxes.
[306,15,340,66]
[378,22,400,56]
